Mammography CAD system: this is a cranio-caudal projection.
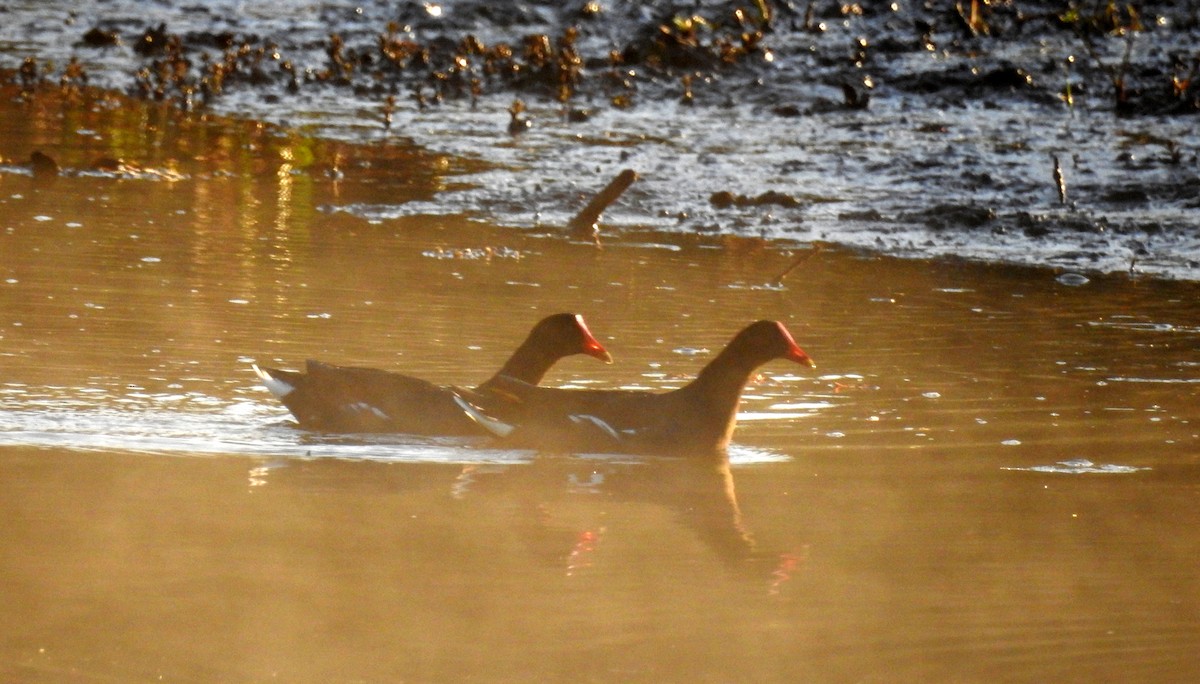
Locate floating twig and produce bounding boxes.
[772,242,824,286]
[1052,154,1067,204]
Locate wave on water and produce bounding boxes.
[0,392,792,465]
[1002,458,1150,475]
[0,394,532,464]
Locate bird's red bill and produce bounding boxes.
[575,314,614,364]
[776,321,816,368]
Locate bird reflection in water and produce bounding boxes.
[447,454,800,590]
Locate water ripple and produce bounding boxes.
[1003,458,1150,475]
[0,396,529,464]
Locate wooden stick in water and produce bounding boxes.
[568,169,638,241]
[772,242,824,286]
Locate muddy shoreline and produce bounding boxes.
[1,1,1197,279]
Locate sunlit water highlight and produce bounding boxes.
[0,387,796,466]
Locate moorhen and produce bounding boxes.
[254,313,612,435]
[457,320,815,455]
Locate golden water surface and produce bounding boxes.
[1,84,1199,682]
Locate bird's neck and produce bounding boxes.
[487,342,556,387]
[680,350,763,445]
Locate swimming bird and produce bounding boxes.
[254,313,612,435]
[458,320,814,455]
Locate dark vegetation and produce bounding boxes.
[9,1,1199,120]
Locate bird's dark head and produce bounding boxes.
[535,313,613,364]
[735,320,815,369]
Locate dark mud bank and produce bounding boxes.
[2,1,1197,279]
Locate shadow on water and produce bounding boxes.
[1,46,1199,683]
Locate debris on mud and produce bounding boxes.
[29,150,59,178]
[568,168,639,242]
[710,190,802,209]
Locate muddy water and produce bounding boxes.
[3,93,1200,681]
